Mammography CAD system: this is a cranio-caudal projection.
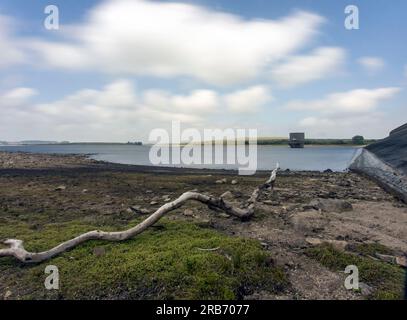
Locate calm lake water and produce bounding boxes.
[0,144,360,172]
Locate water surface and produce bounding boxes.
[0,144,359,172]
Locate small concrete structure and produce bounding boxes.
[288,132,305,148]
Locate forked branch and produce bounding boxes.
[0,164,279,264]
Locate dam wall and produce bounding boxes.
[349,148,407,203]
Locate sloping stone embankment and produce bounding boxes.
[349,148,407,203]
[366,126,407,175]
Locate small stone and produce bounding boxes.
[197,219,211,226]
[183,209,194,217]
[305,237,348,251]
[305,198,353,213]
[220,191,234,201]
[218,213,230,218]
[4,290,12,299]
[82,189,88,193]
[231,180,238,185]
[396,256,407,268]
[215,178,227,184]
[93,247,106,257]
[55,185,66,191]
[150,201,158,205]
[359,282,374,296]
[129,206,150,215]
[305,237,323,246]
[339,179,352,187]
[326,239,348,251]
[263,200,280,206]
[375,253,396,264]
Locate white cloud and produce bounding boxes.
[285,87,400,115]
[30,0,324,85]
[1,87,37,106]
[299,117,334,127]
[0,81,275,141]
[297,111,401,139]
[143,89,220,114]
[34,80,209,127]
[295,87,402,138]
[0,15,25,68]
[358,56,385,73]
[0,81,208,141]
[1,81,403,141]
[271,47,346,87]
[224,85,272,113]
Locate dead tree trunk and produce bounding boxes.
[0,165,279,264]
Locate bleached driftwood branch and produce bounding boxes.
[0,164,279,264]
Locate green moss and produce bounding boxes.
[348,243,395,257]
[0,219,288,300]
[305,244,405,300]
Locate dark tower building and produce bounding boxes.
[289,132,305,148]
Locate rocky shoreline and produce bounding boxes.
[0,151,406,300]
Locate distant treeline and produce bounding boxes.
[184,138,378,146]
[256,138,377,146]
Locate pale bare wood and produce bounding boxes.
[0,165,279,264]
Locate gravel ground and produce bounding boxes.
[0,151,406,300]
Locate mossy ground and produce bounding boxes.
[0,218,288,300]
[305,243,406,300]
[1,153,405,300]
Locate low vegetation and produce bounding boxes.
[0,219,288,299]
[305,243,406,300]
[0,152,404,300]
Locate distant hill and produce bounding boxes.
[0,140,61,146]
[20,140,60,145]
[256,137,377,145]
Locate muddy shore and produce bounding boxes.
[0,151,406,300]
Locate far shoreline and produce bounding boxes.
[0,150,349,175]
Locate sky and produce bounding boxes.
[0,0,406,142]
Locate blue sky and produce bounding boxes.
[0,0,406,142]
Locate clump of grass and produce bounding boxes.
[347,242,395,257]
[305,243,406,300]
[0,219,288,300]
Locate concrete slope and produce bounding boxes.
[366,125,407,175]
[350,124,407,202]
